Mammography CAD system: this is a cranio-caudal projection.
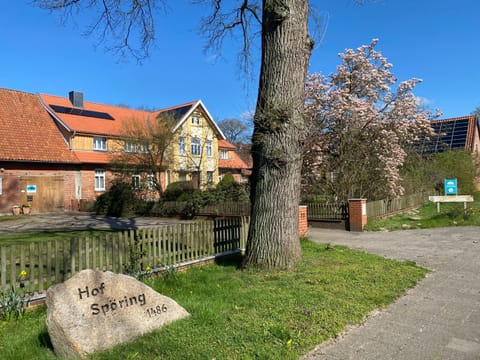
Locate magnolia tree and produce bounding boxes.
[304,39,439,201]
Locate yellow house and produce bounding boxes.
[154,100,225,189]
[38,92,226,202]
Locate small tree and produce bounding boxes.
[304,39,438,201]
[218,118,251,144]
[111,112,177,196]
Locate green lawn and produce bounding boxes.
[365,198,480,231]
[0,229,119,245]
[0,239,428,360]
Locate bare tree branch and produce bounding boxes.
[33,0,163,61]
[194,0,262,73]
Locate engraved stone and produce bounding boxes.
[46,269,190,358]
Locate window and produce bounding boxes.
[94,170,106,191]
[147,174,156,190]
[93,137,107,151]
[178,137,186,155]
[220,150,229,160]
[178,172,187,182]
[132,175,141,189]
[138,143,149,153]
[191,137,201,155]
[206,140,212,157]
[207,171,213,185]
[125,141,136,153]
[191,115,201,125]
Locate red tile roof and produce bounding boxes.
[0,89,79,163]
[218,139,237,149]
[218,141,249,170]
[74,151,112,164]
[40,93,152,137]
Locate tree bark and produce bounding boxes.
[244,0,313,269]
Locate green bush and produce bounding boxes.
[94,181,136,217]
[134,200,155,216]
[215,175,249,202]
[217,173,235,188]
[401,150,478,196]
[161,181,195,201]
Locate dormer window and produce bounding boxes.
[138,143,149,153]
[191,115,201,125]
[124,141,136,153]
[220,150,229,160]
[93,137,107,151]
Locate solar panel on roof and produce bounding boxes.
[156,105,192,122]
[418,118,471,155]
[50,104,115,120]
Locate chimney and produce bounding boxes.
[69,91,84,108]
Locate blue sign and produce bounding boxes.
[444,179,457,195]
[26,185,37,193]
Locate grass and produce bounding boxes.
[0,229,119,245]
[0,239,428,360]
[365,198,480,231]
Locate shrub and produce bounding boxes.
[94,180,136,217]
[217,173,235,188]
[161,181,195,201]
[134,200,155,216]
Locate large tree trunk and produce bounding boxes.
[244,0,313,269]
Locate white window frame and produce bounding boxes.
[132,174,141,189]
[191,137,201,156]
[125,141,136,153]
[94,169,106,191]
[206,140,212,157]
[220,150,229,160]
[147,174,156,190]
[178,137,186,155]
[191,115,201,125]
[138,143,149,153]
[93,137,107,151]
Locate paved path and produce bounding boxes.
[305,227,480,360]
[0,212,188,234]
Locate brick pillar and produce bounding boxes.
[348,198,367,232]
[298,205,308,237]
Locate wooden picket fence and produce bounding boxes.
[366,192,430,219]
[0,217,250,295]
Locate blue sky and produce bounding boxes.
[1,1,479,121]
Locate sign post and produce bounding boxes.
[444,179,457,195]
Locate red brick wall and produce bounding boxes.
[0,162,79,214]
[298,205,308,237]
[0,162,119,213]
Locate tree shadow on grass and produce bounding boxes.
[214,252,244,269]
[38,330,54,351]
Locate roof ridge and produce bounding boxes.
[0,88,36,96]
[431,115,476,122]
[40,92,151,115]
[153,100,199,113]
